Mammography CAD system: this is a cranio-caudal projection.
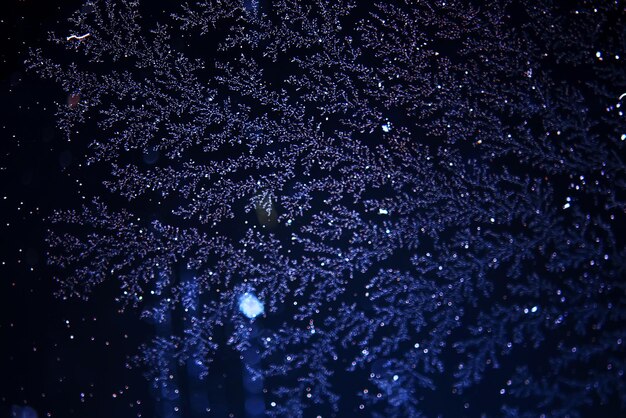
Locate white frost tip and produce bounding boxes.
[378,208,388,215]
[239,293,264,319]
[381,122,392,133]
[66,33,91,41]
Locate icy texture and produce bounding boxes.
[28,0,626,416]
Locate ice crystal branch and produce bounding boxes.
[29,0,626,416]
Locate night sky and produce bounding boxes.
[1,1,626,417]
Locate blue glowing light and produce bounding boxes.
[239,293,264,319]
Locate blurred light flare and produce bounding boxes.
[239,293,264,319]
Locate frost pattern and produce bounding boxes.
[28,0,626,416]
